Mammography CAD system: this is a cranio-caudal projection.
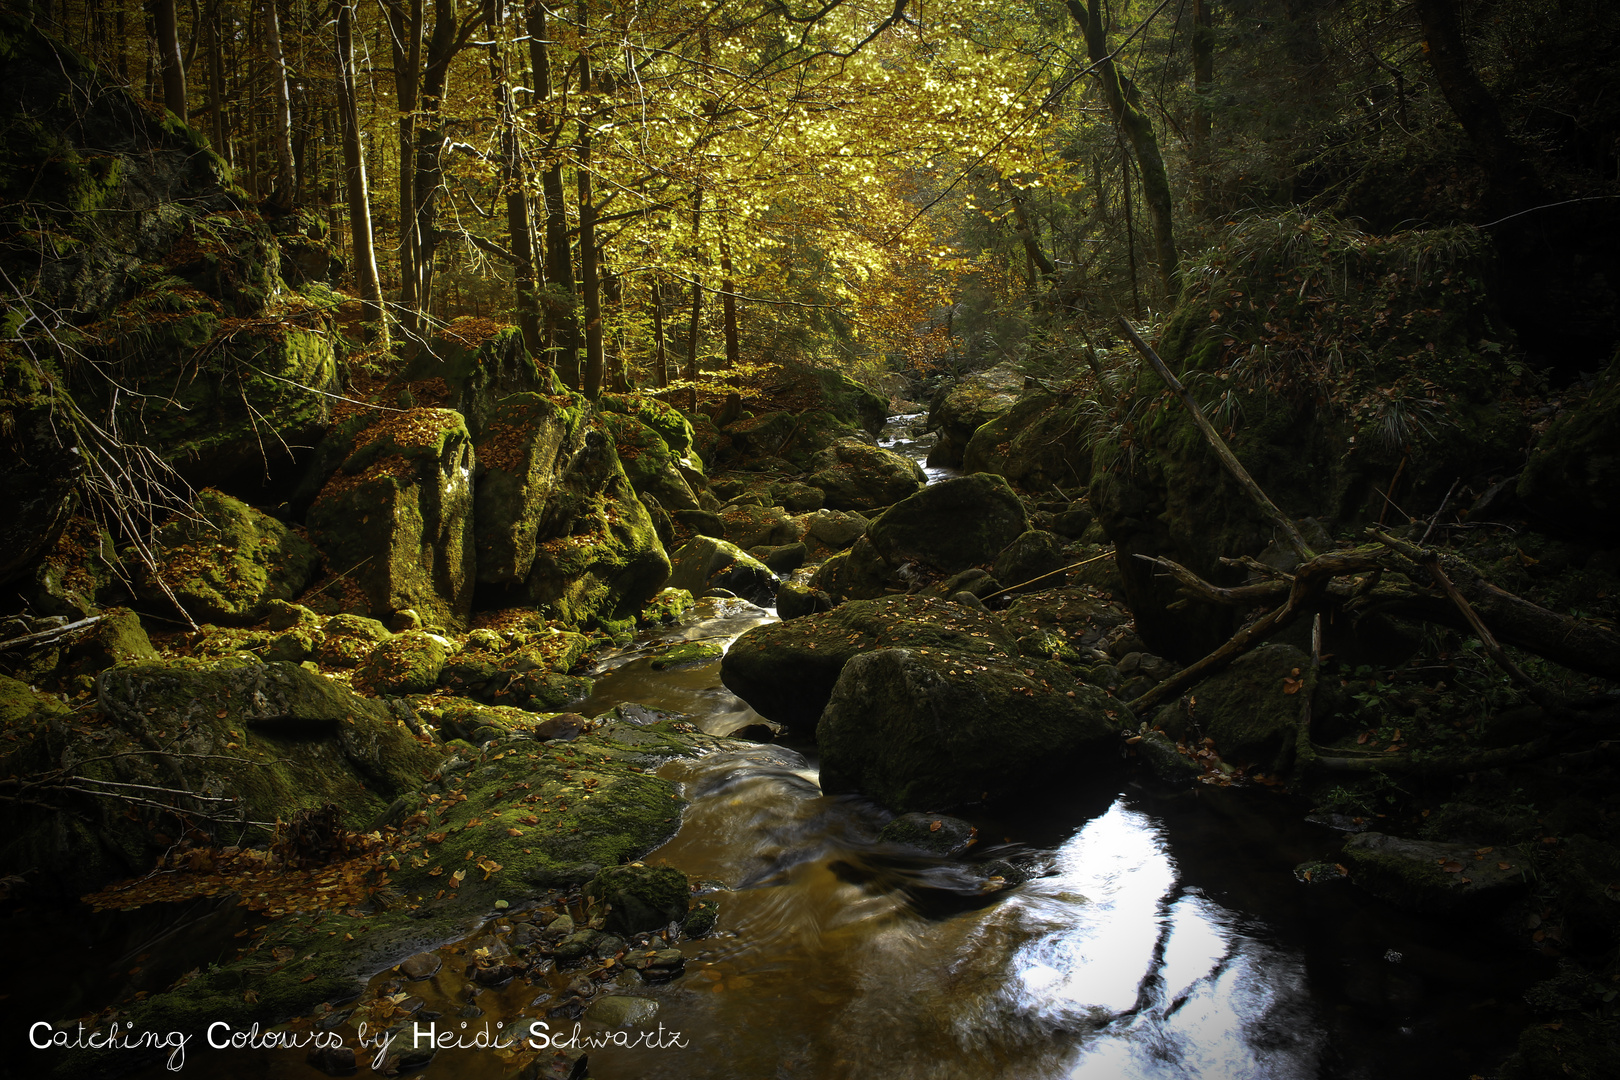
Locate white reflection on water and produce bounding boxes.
[993,799,1324,1079]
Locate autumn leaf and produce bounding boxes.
[451,869,466,886]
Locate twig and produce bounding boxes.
[1420,477,1461,545]
[0,616,102,653]
[1116,317,1314,563]
[979,551,1116,602]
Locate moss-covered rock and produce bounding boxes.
[1341,831,1534,913]
[963,391,1094,491]
[1165,642,1311,773]
[814,369,890,436]
[584,863,691,934]
[992,530,1068,593]
[138,490,319,623]
[776,580,834,620]
[926,362,1024,468]
[720,595,1021,731]
[601,409,702,512]
[649,641,724,670]
[307,409,477,631]
[668,536,777,605]
[356,630,453,695]
[801,507,870,554]
[315,612,392,668]
[0,673,71,724]
[0,360,81,585]
[1517,356,1620,541]
[473,392,591,584]
[720,503,801,549]
[807,535,903,602]
[599,392,696,459]
[818,648,1122,811]
[407,322,550,439]
[866,473,1030,572]
[879,812,978,856]
[807,438,926,512]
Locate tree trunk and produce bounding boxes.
[384,0,423,327]
[336,0,388,345]
[1411,0,1543,216]
[577,0,604,400]
[684,186,703,411]
[718,217,740,371]
[1068,0,1179,298]
[1190,0,1214,216]
[410,0,462,341]
[486,0,541,355]
[651,278,667,388]
[262,0,296,208]
[206,1,226,157]
[149,0,186,119]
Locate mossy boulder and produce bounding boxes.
[926,362,1024,468]
[601,409,702,512]
[1000,587,1131,655]
[307,409,477,631]
[807,438,926,511]
[802,508,870,554]
[60,607,159,674]
[866,473,1030,572]
[771,480,825,512]
[817,648,1122,811]
[720,503,801,549]
[356,631,454,695]
[0,361,82,585]
[776,580,834,620]
[720,595,1020,731]
[14,516,125,619]
[0,673,71,724]
[599,392,696,459]
[1517,356,1620,541]
[807,535,903,602]
[584,863,691,935]
[963,392,1097,493]
[138,490,319,624]
[992,530,1069,594]
[814,369,890,436]
[1341,831,1534,913]
[667,536,777,606]
[879,812,978,857]
[315,613,392,668]
[473,392,591,584]
[437,646,594,712]
[408,321,550,439]
[649,641,724,670]
[0,659,440,896]
[1157,642,1311,773]
[514,415,672,638]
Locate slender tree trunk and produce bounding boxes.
[206,1,226,157]
[1068,0,1179,298]
[1120,139,1141,319]
[262,0,296,207]
[383,0,423,328]
[718,218,739,371]
[1191,0,1213,216]
[577,0,604,400]
[684,186,703,411]
[410,0,461,340]
[485,0,542,356]
[651,278,667,388]
[999,175,1058,291]
[337,0,388,345]
[149,0,186,119]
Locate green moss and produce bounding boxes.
[598,392,696,458]
[649,641,724,670]
[0,673,69,724]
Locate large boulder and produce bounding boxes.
[866,473,1029,572]
[0,362,81,585]
[963,391,1094,491]
[667,537,777,606]
[1517,357,1620,541]
[138,490,319,624]
[1154,642,1311,774]
[306,408,477,631]
[720,595,1019,731]
[513,415,672,638]
[404,322,550,440]
[473,392,592,584]
[926,362,1024,468]
[817,648,1121,811]
[719,503,801,549]
[807,439,926,512]
[1,659,440,896]
[807,536,902,603]
[992,530,1068,594]
[601,410,702,512]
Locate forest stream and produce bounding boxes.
[6,422,1554,1080]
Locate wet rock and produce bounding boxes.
[1131,730,1203,786]
[1341,832,1533,912]
[649,642,724,670]
[866,474,1030,572]
[138,490,319,624]
[584,863,690,935]
[307,408,477,631]
[721,595,1020,730]
[586,995,659,1028]
[880,812,978,857]
[681,899,720,938]
[623,948,686,983]
[532,713,589,741]
[775,581,834,620]
[807,438,926,511]
[356,631,453,695]
[667,536,778,607]
[818,648,1122,812]
[553,930,605,965]
[992,530,1069,594]
[400,952,442,981]
[306,1043,358,1076]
